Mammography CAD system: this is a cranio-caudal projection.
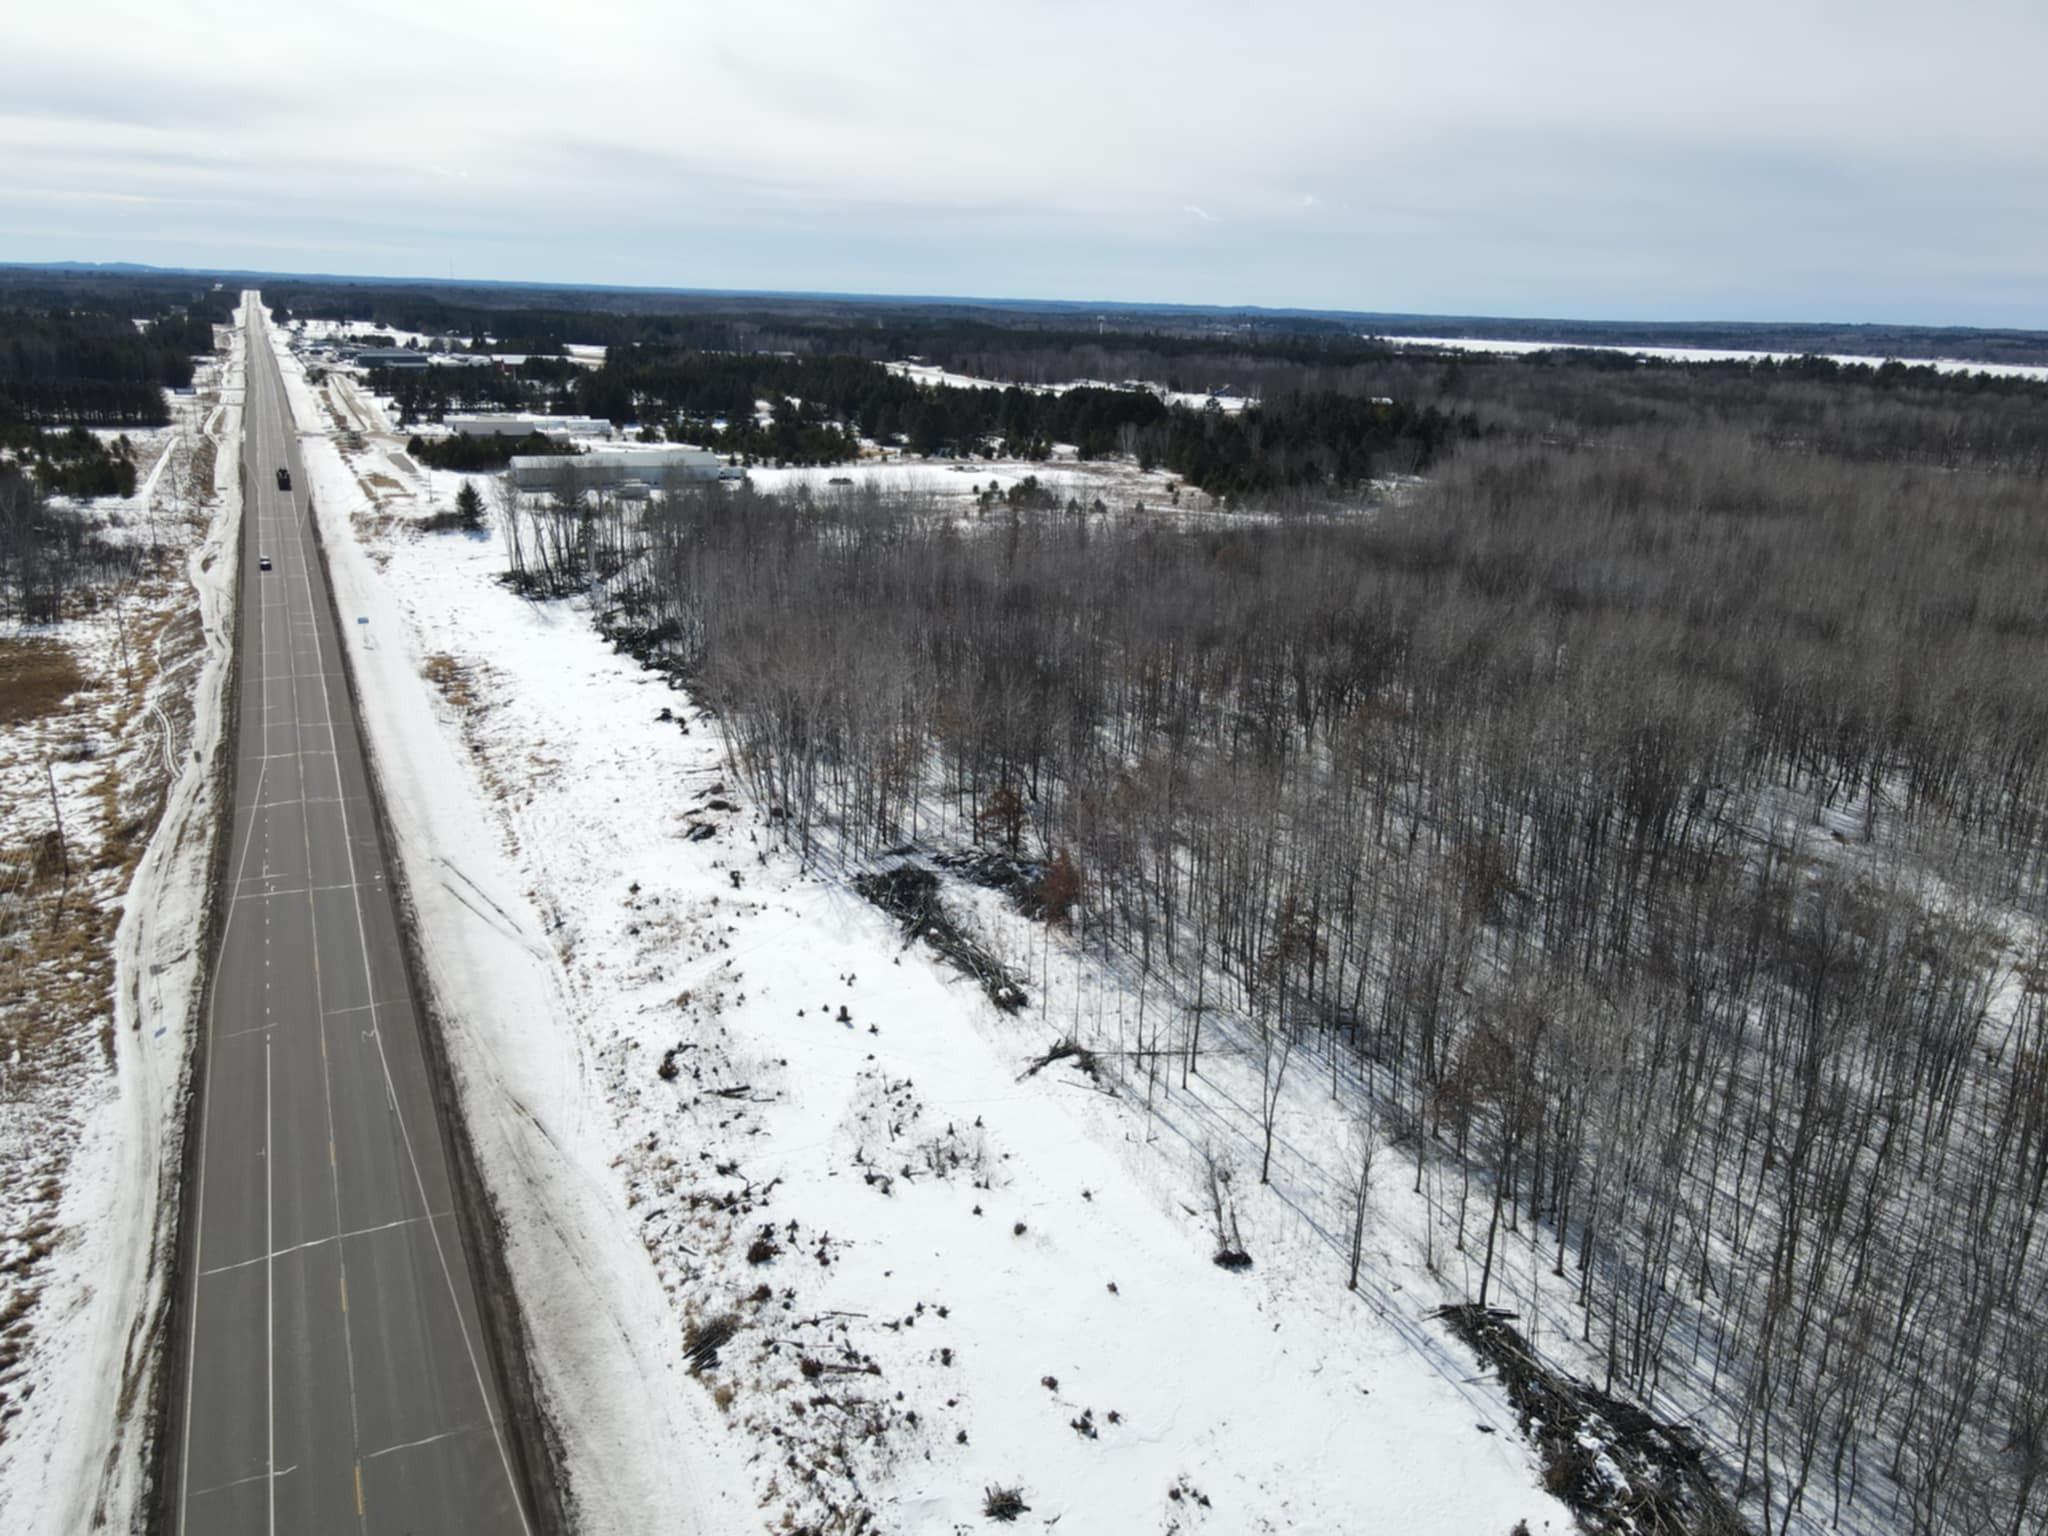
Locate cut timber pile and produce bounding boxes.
[854,860,1028,1012]
[1435,1304,1750,1536]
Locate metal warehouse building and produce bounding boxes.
[508,448,738,495]
[353,348,431,369]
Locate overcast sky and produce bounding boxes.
[4,0,2045,325]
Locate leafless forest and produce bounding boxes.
[506,355,2048,1535]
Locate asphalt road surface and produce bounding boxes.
[172,300,533,1534]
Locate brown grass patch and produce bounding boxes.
[0,639,85,726]
[421,653,478,712]
[186,435,218,505]
[0,367,227,1439]
[0,874,119,1077]
[351,505,399,550]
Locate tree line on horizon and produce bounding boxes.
[238,267,2048,371]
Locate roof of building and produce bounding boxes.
[508,448,732,488]
[511,448,720,471]
[445,414,614,437]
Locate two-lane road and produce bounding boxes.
[172,299,535,1534]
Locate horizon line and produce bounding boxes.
[8,257,2048,343]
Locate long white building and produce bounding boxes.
[508,448,738,494]
[445,413,614,440]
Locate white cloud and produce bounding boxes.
[3,0,2045,321]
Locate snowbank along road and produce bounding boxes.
[168,299,536,1534]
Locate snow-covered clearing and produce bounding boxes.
[746,458,1395,527]
[289,316,442,351]
[272,323,1571,1533]
[0,330,241,1534]
[1376,332,2048,381]
[1158,389,1254,413]
[886,362,1256,414]
[885,361,1057,395]
[746,456,1193,510]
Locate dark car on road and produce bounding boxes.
[276,467,291,491]
[258,556,272,571]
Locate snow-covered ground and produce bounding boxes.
[887,361,1257,414]
[746,456,1193,508]
[1377,332,2048,381]
[1159,388,1254,413]
[270,321,1571,1532]
[291,317,602,373]
[885,361,1056,394]
[0,330,242,1534]
[289,316,443,350]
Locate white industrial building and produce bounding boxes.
[444,413,614,441]
[508,448,740,495]
[353,348,429,370]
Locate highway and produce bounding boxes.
[171,298,535,1534]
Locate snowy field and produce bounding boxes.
[746,456,1194,509]
[1377,332,2048,381]
[289,316,443,350]
[885,361,1056,394]
[273,323,1572,1532]
[289,317,609,373]
[887,361,1256,414]
[0,332,241,1534]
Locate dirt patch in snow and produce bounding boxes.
[0,641,85,726]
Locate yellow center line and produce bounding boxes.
[354,1462,364,1517]
[339,1274,348,1313]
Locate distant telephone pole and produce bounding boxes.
[45,759,71,894]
